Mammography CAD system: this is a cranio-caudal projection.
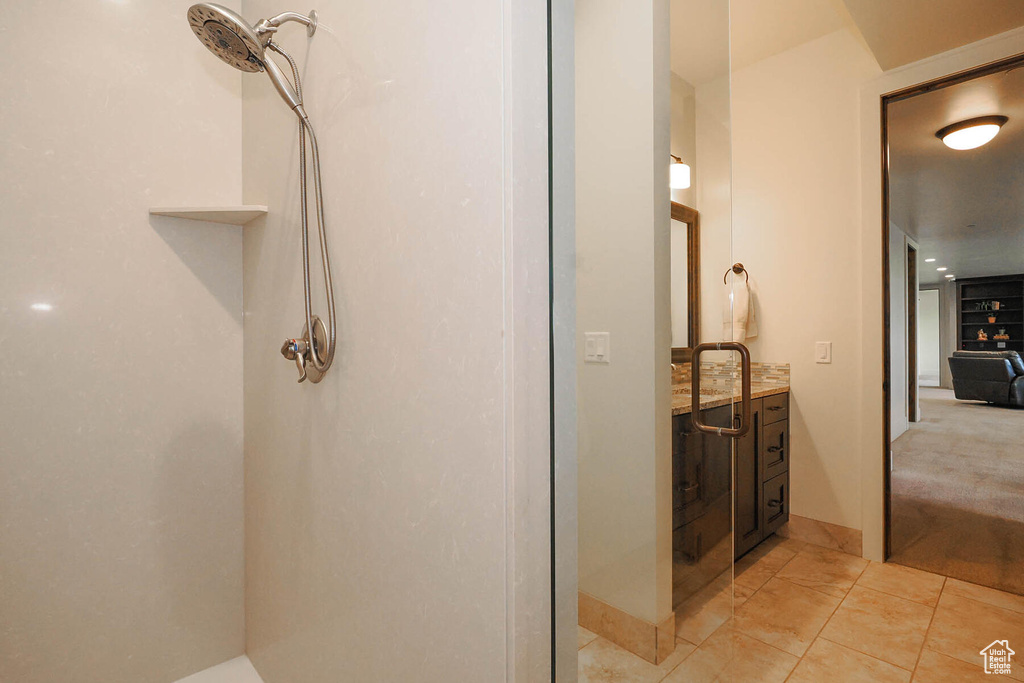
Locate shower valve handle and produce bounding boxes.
[280,338,309,383]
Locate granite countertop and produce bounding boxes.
[671,380,789,416]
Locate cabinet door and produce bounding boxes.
[673,415,705,528]
[733,399,763,559]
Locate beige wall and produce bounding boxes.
[0,2,245,681]
[730,29,881,531]
[240,0,550,681]
[576,0,672,626]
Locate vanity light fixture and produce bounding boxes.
[670,155,691,190]
[937,267,948,272]
[936,115,1008,150]
[925,258,936,263]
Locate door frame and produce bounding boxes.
[878,50,1024,559]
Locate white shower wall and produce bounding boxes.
[0,2,245,682]
[239,1,531,681]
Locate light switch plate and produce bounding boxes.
[815,341,832,364]
[584,332,610,364]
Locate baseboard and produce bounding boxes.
[778,514,863,556]
[578,591,675,664]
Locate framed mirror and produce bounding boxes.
[671,202,701,362]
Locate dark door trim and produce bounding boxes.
[880,50,1024,560]
[907,244,918,423]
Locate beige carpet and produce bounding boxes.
[890,387,1024,595]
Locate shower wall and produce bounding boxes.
[0,2,245,682]
[240,1,529,681]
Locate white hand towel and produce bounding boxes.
[723,280,757,343]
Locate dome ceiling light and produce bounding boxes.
[936,115,1008,150]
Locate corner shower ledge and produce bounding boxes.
[149,205,268,225]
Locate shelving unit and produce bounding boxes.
[957,274,1024,352]
[149,205,268,225]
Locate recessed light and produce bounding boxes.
[937,267,948,271]
[925,258,936,263]
[945,274,955,279]
[936,115,1008,150]
[30,303,53,311]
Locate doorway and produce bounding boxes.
[882,53,1024,595]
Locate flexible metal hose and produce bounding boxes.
[268,42,336,377]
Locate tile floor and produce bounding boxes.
[578,535,1024,682]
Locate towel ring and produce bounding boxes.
[723,263,749,284]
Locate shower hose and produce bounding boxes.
[269,41,336,381]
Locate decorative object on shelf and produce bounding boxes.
[993,301,1001,310]
[995,333,1011,341]
[989,314,998,324]
[977,329,989,341]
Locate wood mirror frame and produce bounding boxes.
[671,202,701,363]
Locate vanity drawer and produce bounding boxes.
[762,419,789,481]
[762,472,789,536]
[762,392,788,424]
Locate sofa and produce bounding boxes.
[948,350,1024,407]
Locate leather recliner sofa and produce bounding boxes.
[948,350,1024,407]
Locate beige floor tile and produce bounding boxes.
[943,578,1024,615]
[925,591,1024,681]
[733,582,757,607]
[819,585,934,670]
[577,637,672,683]
[734,538,800,592]
[732,577,842,657]
[775,545,869,598]
[787,637,911,683]
[912,648,994,683]
[661,620,797,683]
[675,573,733,646]
[578,625,598,650]
[857,561,945,606]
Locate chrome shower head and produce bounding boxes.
[188,3,319,113]
[187,3,264,73]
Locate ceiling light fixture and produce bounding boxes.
[925,258,936,263]
[945,274,955,278]
[937,267,948,271]
[936,115,1008,150]
[670,155,691,190]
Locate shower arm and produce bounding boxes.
[255,10,318,39]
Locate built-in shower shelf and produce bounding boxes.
[149,205,268,225]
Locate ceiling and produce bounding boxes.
[671,0,853,86]
[672,0,1024,85]
[888,65,1024,286]
[841,0,1024,70]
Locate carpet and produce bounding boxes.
[890,387,1024,596]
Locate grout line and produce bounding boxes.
[910,576,945,679]
[815,634,915,673]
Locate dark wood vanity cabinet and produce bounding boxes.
[734,392,790,559]
[672,392,790,569]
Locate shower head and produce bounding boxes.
[187,3,265,72]
[187,3,317,113]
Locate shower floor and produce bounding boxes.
[174,656,264,683]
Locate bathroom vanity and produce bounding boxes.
[671,362,790,604]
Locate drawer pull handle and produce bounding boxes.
[767,446,782,453]
[767,406,783,411]
[767,498,782,508]
[681,484,699,495]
